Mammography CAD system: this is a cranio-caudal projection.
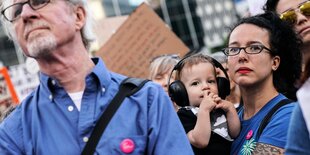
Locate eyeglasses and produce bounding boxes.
[222,45,272,56]
[280,1,310,25]
[1,0,51,22]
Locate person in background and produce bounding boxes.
[285,55,310,154]
[223,12,302,154]
[173,53,240,154]
[0,0,194,154]
[211,51,241,110]
[149,54,180,111]
[264,0,310,154]
[264,0,310,71]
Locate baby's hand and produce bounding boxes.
[200,91,217,112]
[215,99,234,112]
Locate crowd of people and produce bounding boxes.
[0,0,309,154]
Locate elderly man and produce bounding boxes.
[0,0,194,154]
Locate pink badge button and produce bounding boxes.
[120,138,135,154]
[246,130,253,140]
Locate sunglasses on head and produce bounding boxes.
[280,1,310,25]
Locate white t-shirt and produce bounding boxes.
[298,78,310,139]
[68,91,84,111]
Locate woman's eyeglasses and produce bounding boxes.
[280,1,310,25]
[222,44,272,56]
[1,0,51,22]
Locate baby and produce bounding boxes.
[170,53,240,154]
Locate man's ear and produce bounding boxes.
[272,56,280,71]
[75,6,86,31]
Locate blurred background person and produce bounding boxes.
[264,0,310,71]
[149,54,180,111]
[265,0,310,154]
[149,54,180,92]
[285,53,310,154]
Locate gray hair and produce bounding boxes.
[0,0,96,50]
[148,54,180,80]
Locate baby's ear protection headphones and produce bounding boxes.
[168,54,230,107]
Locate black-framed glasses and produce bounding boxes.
[222,44,272,56]
[1,0,51,22]
[280,1,310,25]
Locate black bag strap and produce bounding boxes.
[256,98,293,139]
[81,77,149,155]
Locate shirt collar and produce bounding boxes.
[91,57,111,89]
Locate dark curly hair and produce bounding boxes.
[263,0,279,12]
[227,12,302,100]
[301,60,310,84]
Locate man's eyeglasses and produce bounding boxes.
[222,45,272,56]
[1,0,51,22]
[280,1,310,25]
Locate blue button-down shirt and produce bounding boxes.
[0,58,193,155]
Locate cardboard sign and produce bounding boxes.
[93,15,128,47]
[9,61,40,101]
[96,3,189,78]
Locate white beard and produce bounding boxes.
[27,33,57,58]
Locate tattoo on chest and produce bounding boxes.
[252,143,284,155]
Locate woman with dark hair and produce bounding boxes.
[223,12,302,154]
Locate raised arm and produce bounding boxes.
[187,92,217,148]
[216,99,240,138]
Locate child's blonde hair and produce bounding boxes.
[148,54,180,80]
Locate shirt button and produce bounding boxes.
[68,106,74,112]
[102,87,106,92]
[83,137,89,142]
[49,95,53,100]
[51,80,56,85]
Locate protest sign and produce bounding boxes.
[0,67,19,119]
[0,67,19,106]
[96,3,189,78]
